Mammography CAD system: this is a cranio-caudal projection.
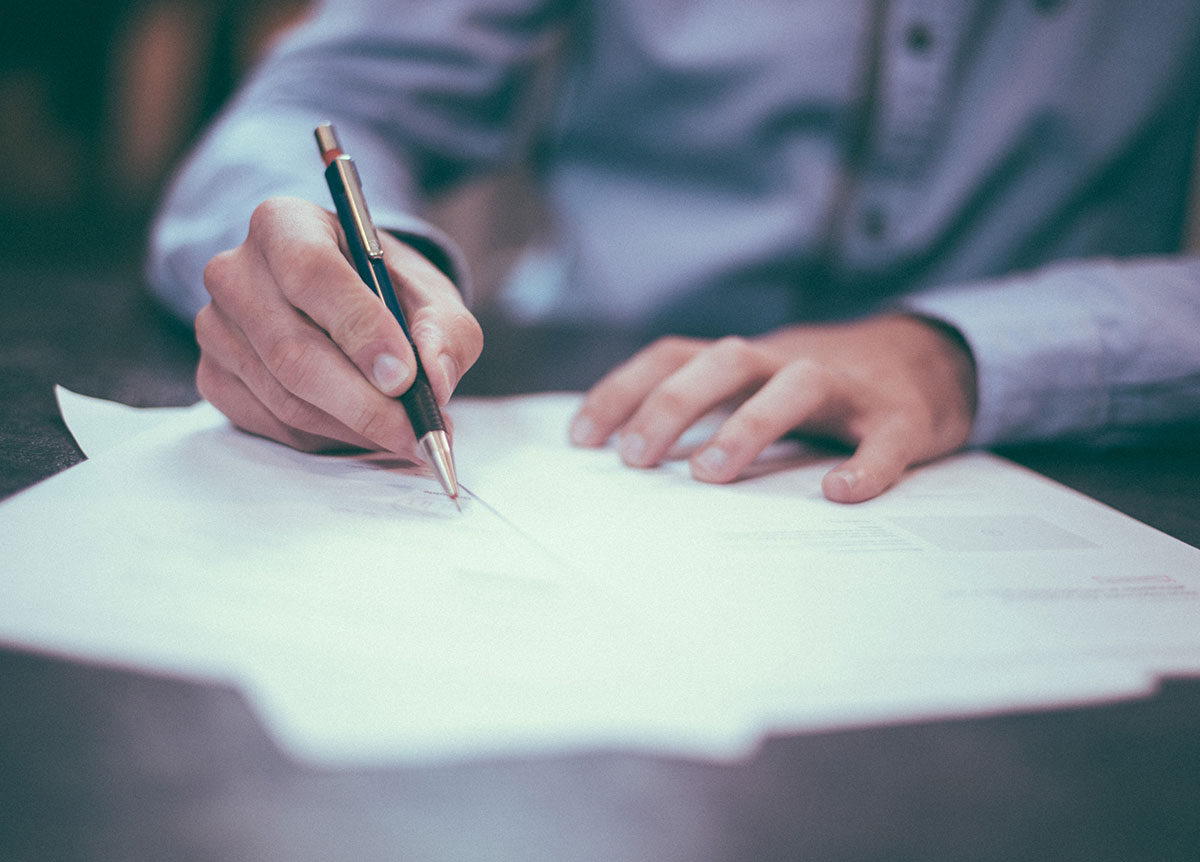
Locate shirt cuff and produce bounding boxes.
[900,263,1110,447]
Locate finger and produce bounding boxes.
[248,199,419,398]
[198,358,379,453]
[388,238,484,406]
[821,419,919,503]
[690,359,829,483]
[197,300,417,456]
[615,336,772,468]
[207,225,418,453]
[569,336,704,447]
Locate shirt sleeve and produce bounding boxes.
[146,0,566,323]
[902,255,1200,447]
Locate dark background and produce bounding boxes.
[2,5,1199,861]
[0,0,307,269]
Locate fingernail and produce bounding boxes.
[373,354,408,393]
[437,354,459,401]
[569,414,597,446]
[693,445,728,477]
[619,432,647,464]
[829,468,860,492]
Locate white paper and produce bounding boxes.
[54,387,199,458]
[1,388,1197,766]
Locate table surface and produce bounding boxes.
[2,263,1198,862]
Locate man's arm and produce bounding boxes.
[571,255,1200,503]
[570,314,977,504]
[903,255,1200,447]
[146,0,565,457]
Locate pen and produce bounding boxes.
[314,122,460,507]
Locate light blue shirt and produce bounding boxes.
[148,0,1200,447]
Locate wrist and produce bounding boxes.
[897,312,978,446]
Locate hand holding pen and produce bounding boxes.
[315,122,460,503]
[193,140,482,495]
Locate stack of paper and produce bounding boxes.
[0,388,1196,765]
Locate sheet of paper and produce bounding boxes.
[54,387,199,458]
[1,388,1197,766]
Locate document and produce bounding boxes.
[1,388,1197,765]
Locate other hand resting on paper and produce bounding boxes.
[195,197,483,460]
[568,314,977,503]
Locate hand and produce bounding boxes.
[195,197,483,458]
[568,314,977,502]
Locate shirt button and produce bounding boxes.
[862,206,887,240]
[905,22,934,54]
[1031,0,1066,14]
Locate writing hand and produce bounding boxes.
[568,314,976,502]
[195,197,483,458]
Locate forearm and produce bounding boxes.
[146,106,468,322]
[146,0,563,323]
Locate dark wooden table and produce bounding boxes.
[2,263,1199,862]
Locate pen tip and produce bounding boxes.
[419,431,460,512]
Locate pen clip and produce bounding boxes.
[315,123,383,259]
[333,158,383,259]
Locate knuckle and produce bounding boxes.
[579,377,626,414]
[194,306,237,364]
[711,335,753,360]
[710,336,766,375]
[333,296,390,344]
[733,407,775,441]
[195,358,219,402]
[778,357,830,394]
[270,389,320,431]
[449,311,485,361]
[264,334,321,393]
[347,401,396,445]
[783,356,820,381]
[577,377,638,428]
[202,250,237,299]
[644,382,692,417]
[193,304,216,344]
[283,241,338,301]
[229,346,262,388]
[414,309,483,362]
[407,316,439,348]
[248,196,293,233]
[248,198,342,296]
[655,335,699,363]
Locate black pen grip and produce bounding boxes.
[362,257,446,437]
[399,371,446,435]
[324,160,447,438]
